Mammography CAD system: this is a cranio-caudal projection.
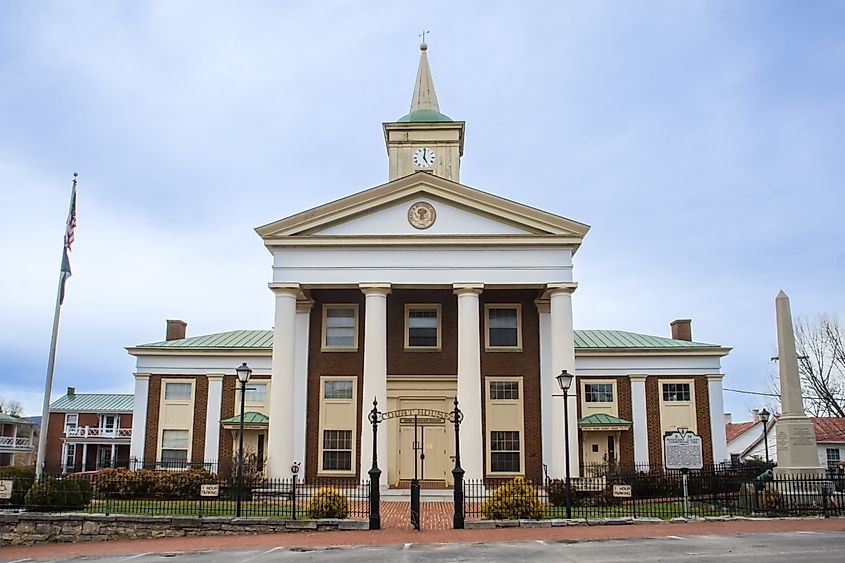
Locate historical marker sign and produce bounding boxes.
[612,484,632,498]
[0,480,12,499]
[200,484,219,497]
[664,428,704,470]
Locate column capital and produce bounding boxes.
[296,297,315,314]
[534,298,550,314]
[705,373,725,382]
[628,373,648,383]
[206,373,225,382]
[359,283,391,296]
[133,372,150,381]
[453,283,484,296]
[543,282,578,298]
[269,282,301,296]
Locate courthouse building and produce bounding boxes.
[128,44,731,485]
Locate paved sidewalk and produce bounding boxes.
[2,518,845,561]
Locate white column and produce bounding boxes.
[129,373,150,469]
[204,374,224,464]
[359,284,390,482]
[61,442,68,473]
[267,283,299,479]
[27,425,35,464]
[293,298,313,475]
[536,299,553,474]
[629,374,649,468]
[81,442,88,472]
[110,443,116,468]
[454,284,484,480]
[707,374,729,464]
[548,283,578,479]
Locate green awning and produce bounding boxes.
[221,411,269,425]
[578,413,632,427]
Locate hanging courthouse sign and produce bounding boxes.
[663,428,704,470]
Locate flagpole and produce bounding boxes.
[35,172,78,480]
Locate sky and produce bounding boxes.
[1,1,843,422]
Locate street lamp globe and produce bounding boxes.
[556,370,574,392]
[760,408,770,423]
[236,362,252,384]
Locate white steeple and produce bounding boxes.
[410,42,440,113]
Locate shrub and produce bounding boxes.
[547,478,567,507]
[481,477,542,520]
[306,487,350,519]
[95,468,216,499]
[24,476,92,511]
[0,466,35,506]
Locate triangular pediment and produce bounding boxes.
[256,172,589,243]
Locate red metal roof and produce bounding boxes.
[812,417,845,443]
[726,421,756,444]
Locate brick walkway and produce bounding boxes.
[381,501,454,530]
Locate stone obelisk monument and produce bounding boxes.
[774,290,825,477]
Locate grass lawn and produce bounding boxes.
[83,498,296,519]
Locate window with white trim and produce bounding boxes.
[662,383,691,402]
[323,305,358,349]
[64,443,76,470]
[489,380,519,400]
[245,383,268,403]
[585,383,613,403]
[64,413,78,433]
[322,430,352,471]
[485,305,521,349]
[405,304,440,349]
[100,414,118,432]
[490,431,521,472]
[323,380,353,399]
[827,448,841,468]
[164,382,192,401]
[160,429,189,464]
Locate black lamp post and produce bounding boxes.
[235,361,252,518]
[760,408,771,465]
[556,369,574,519]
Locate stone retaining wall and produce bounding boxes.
[0,513,368,546]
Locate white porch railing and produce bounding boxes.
[0,436,33,449]
[64,427,132,439]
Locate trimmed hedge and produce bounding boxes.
[95,468,217,499]
[24,476,92,511]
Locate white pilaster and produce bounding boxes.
[706,374,729,464]
[130,373,150,469]
[536,299,553,473]
[293,298,313,476]
[548,283,578,479]
[268,283,300,479]
[359,284,390,482]
[204,374,224,464]
[454,283,484,480]
[629,374,649,468]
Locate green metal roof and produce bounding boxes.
[578,413,632,426]
[394,109,453,123]
[0,412,36,425]
[134,329,719,351]
[574,330,717,349]
[137,330,273,349]
[50,393,134,413]
[221,411,269,425]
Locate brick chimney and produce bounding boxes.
[670,319,692,341]
[67,386,75,396]
[166,319,187,341]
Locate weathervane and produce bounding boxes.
[419,30,429,44]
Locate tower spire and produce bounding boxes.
[410,41,440,113]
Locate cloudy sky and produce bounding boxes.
[1,1,843,421]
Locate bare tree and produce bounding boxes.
[794,315,845,417]
[0,397,24,417]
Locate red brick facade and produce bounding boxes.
[43,410,133,471]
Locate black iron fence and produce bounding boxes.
[0,468,369,520]
[465,467,845,520]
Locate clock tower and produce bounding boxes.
[383,43,465,182]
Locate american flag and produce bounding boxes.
[59,174,78,304]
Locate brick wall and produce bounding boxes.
[219,375,236,477]
[386,289,457,375]
[646,375,714,467]
[305,289,365,481]
[479,289,543,482]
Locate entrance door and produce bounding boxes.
[398,420,448,483]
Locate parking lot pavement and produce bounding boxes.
[1,518,845,562]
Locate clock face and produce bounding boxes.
[412,147,436,168]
